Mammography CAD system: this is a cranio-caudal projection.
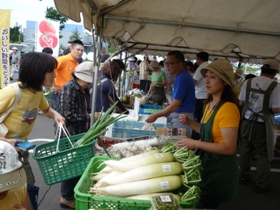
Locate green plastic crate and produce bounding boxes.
[74,156,196,210]
[33,133,95,185]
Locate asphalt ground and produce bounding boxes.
[10,72,280,210]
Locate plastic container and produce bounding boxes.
[74,156,196,210]
[141,104,165,109]
[112,121,166,138]
[274,113,280,124]
[134,97,140,118]
[151,193,181,210]
[140,108,162,114]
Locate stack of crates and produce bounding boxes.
[112,121,166,138]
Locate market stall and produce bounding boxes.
[35,1,280,208]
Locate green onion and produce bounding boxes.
[77,101,126,146]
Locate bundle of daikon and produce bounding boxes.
[89,145,201,204]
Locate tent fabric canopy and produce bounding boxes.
[54,0,280,63]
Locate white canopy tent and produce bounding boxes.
[53,0,280,123]
[54,0,280,63]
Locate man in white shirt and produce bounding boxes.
[10,47,21,80]
[238,59,280,193]
[139,56,151,93]
[192,51,209,139]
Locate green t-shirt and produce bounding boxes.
[151,70,166,87]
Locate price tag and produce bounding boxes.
[160,181,170,189]
[139,153,147,157]
[155,153,163,158]
[160,195,172,203]
[162,164,171,172]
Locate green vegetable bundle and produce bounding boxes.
[76,101,126,147]
[160,142,202,204]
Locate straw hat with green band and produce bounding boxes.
[201,59,235,88]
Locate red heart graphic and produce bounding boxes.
[39,33,58,48]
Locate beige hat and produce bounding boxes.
[201,59,235,88]
[74,62,94,83]
[262,59,280,71]
[149,60,159,68]
[235,68,244,77]
[0,140,27,192]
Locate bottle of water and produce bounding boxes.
[134,97,140,118]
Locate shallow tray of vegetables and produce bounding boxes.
[95,135,152,150]
[74,156,196,210]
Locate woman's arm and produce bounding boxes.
[179,114,200,133]
[43,107,65,126]
[177,127,238,155]
[158,78,167,86]
[0,136,24,149]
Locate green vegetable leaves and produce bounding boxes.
[78,101,126,146]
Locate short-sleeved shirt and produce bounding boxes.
[0,82,49,139]
[238,76,280,122]
[172,70,195,113]
[11,52,21,64]
[0,184,27,209]
[202,102,240,143]
[54,54,79,89]
[95,73,118,112]
[151,70,166,87]
[139,60,150,80]
[193,61,209,99]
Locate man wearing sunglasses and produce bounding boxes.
[146,50,195,137]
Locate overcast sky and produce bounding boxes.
[0,0,82,28]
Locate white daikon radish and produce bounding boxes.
[98,148,160,174]
[120,148,160,162]
[90,172,109,181]
[104,152,175,172]
[98,166,113,173]
[127,193,181,201]
[91,175,182,197]
[101,162,182,185]
[96,170,123,184]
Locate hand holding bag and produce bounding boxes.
[0,83,21,137]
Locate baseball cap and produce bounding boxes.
[262,59,280,71]
[235,68,244,77]
[74,62,94,83]
[0,140,27,192]
[201,59,235,88]
[12,47,18,50]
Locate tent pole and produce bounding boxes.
[90,32,102,126]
